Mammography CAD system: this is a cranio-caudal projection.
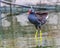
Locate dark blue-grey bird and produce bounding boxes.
[28,8,48,45]
[28,9,48,30]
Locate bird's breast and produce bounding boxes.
[28,14,37,23]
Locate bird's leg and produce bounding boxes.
[40,29,42,46]
[39,27,42,46]
[37,26,42,46]
[35,29,38,45]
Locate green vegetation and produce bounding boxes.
[7,12,20,16]
[32,46,53,48]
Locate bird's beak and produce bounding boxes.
[28,9,32,14]
[28,11,30,14]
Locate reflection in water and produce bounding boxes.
[1,14,11,27]
[0,12,60,48]
[1,13,29,27]
[16,13,29,26]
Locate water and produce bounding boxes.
[0,12,60,48]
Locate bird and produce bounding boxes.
[28,9,48,30]
[28,8,48,45]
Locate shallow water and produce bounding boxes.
[0,12,60,48]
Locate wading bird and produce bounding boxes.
[28,8,48,45]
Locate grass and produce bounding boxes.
[32,46,53,48]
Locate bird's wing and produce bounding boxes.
[35,12,48,20]
[36,12,48,15]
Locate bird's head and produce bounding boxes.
[28,6,35,14]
